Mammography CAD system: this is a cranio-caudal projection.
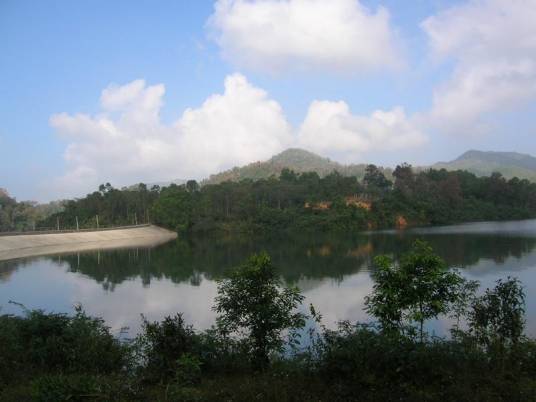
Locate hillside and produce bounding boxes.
[126,179,186,191]
[203,148,391,185]
[433,150,536,181]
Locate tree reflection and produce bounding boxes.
[33,230,536,291]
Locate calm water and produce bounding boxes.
[2,219,536,337]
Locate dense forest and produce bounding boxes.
[38,164,536,234]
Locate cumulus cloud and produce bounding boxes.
[208,0,402,73]
[298,101,426,159]
[50,74,426,198]
[50,74,292,197]
[422,0,536,133]
[176,74,293,178]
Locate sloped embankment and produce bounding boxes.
[0,225,177,261]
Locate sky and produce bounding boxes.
[2,0,536,202]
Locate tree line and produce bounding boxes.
[0,189,63,232]
[38,164,536,233]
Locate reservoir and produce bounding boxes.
[2,219,536,337]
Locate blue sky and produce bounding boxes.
[1,0,536,201]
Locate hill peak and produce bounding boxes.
[456,150,534,162]
[269,148,336,167]
[203,148,388,185]
[435,150,536,180]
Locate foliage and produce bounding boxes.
[214,252,306,368]
[32,374,108,402]
[0,189,63,232]
[174,354,202,387]
[38,182,159,231]
[150,184,193,232]
[0,306,125,381]
[468,277,526,350]
[136,313,200,382]
[36,163,536,235]
[313,321,536,402]
[365,240,468,340]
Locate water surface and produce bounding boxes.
[2,220,536,337]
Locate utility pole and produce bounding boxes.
[96,215,99,229]
[57,217,60,231]
[76,216,79,231]
[135,212,138,225]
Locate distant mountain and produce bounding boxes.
[130,149,536,190]
[203,148,391,185]
[433,150,536,181]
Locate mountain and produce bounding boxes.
[139,149,536,189]
[203,148,391,185]
[433,150,536,181]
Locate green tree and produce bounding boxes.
[186,180,200,193]
[468,277,525,350]
[214,252,306,369]
[365,240,466,341]
[363,164,392,193]
[150,185,192,232]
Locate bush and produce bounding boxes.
[32,374,104,402]
[0,306,126,383]
[175,354,202,387]
[136,314,200,382]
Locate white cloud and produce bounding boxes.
[50,74,292,197]
[298,101,426,159]
[176,74,293,178]
[208,0,402,74]
[422,0,536,133]
[50,74,426,198]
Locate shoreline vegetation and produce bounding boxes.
[23,164,536,236]
[1,243,535,401]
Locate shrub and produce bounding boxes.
[0,306,126,381]
[136,314,200,382]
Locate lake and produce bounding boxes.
[2,219,536,338]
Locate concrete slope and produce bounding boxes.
[0,225,177,261]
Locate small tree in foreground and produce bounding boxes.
[468,277,525,351]
[214,252,306,369]
[365,240,467,341]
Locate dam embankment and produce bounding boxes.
[0,225,177,261]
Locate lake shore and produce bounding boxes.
[0,225,177,261]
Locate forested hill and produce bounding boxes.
[204,148,536,186]
[203,148,392,185]
[433,150,536,181]
[39,164,536,235]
